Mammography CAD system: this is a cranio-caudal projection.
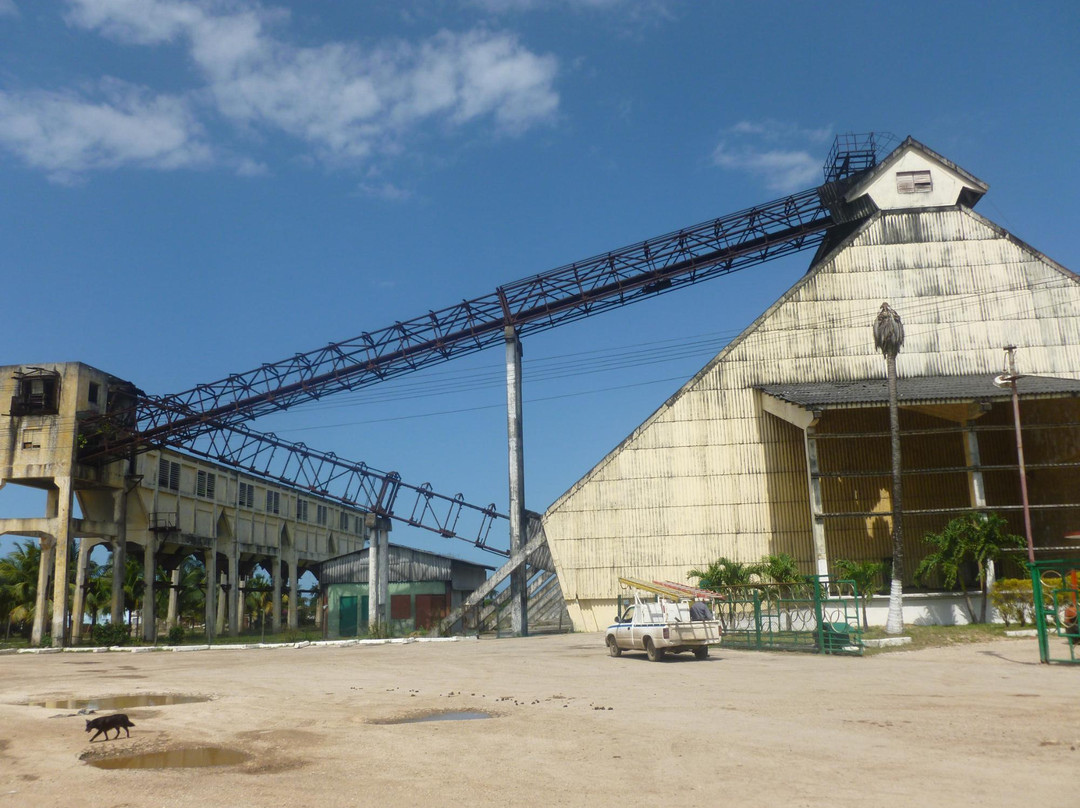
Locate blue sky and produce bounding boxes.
[1,0,1077,565]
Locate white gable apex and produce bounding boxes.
[844,138,988,211]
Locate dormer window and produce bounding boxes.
[896,170,932,194]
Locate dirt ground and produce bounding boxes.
[0,633,1076,808]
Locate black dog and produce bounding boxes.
[85,713,135,741]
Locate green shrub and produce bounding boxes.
[990,579,1033,626]
[167,625,186,645]
[93,622,130,647]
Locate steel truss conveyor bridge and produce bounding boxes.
[78,133,888,555]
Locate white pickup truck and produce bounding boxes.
[605,579,722,661]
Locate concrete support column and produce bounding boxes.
[215,570,227,636]
[287,557,299,631]
[142,538,157,643]
[367,526,378,631]
[228,560,240,637]
[110,486,128,628]
[272,557,282,633]
[377,523,390,627]
[238,576,247,632]
[365,516,391,632]
[110,539,126,628]
[71,538,94,644]
[964,422,995,605]
[166,568,180,632]
[49,478,74,646]
[803,423,829,578]
[31,536,55,647]
[204,547,218,641]
[504,326,528,637]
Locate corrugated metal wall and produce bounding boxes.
[543,205,1080,633]
[319,546,453,584]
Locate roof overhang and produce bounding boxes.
[758,373,1080,428]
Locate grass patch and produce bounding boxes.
[861,623,1015,654]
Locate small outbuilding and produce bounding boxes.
[317,544,492,637]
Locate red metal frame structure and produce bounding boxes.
[77,134,885,551]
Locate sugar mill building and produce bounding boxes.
[539,138,1080,632]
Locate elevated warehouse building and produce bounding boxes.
[0,362,370,644]
[541,138,1080,632]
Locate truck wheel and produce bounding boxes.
[693,646,709,660]
[607,636,622,657]
[644,636,664,662]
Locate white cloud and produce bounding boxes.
[728,119,832,144]
[711,120,833,193]
[61,0,559,167]
[0,81,210,182]
[0,0,19,18]
[357,181,413,202]
[233,156,267,177]
[468,0,624,10]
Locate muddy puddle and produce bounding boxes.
[377,711,492,724]
[86,747,249,770]
[28,694,209,710]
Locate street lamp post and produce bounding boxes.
[993,346,1035,564]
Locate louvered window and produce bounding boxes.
[297,499,309,523]
[197,470,216,499]
[896,170,932,194]
[316,505,328,526]
[266,490,280,514]
[339,511,350,531]
[158,458,180,491]
[238,482,255,508]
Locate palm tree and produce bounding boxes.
[834,559,885,629]
[174,558,207,630]
[914,512,1024,623]
[757,553,805,584]
[82,560,112,633]
[0,541,41,639]
[688,557,761,589]
[874,301,905,635]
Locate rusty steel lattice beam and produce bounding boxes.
[74,135,882,546]
[156,415,506,553]
[83,185,842,459]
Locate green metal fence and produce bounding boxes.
[1029,560,1080,665]
[712,576,863,656]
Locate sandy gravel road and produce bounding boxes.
[0,634,1075,807]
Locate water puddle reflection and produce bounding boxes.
[380,711,491,724]
[28,694,208,710]
[87,747,249,770]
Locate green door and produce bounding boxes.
[340,595,358,637]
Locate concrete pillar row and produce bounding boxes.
[49,477,74,647]
[71,538,96,644]
[204,545,218,641]
[237,575,247,633]
[110,486,128,628]
[142,537,157,643]
[272,557,282,633]
[228,558,240,637]
[215,569,227,636]
[31,536,55,647]
[287,556,299,631]
[166,568,180,632]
